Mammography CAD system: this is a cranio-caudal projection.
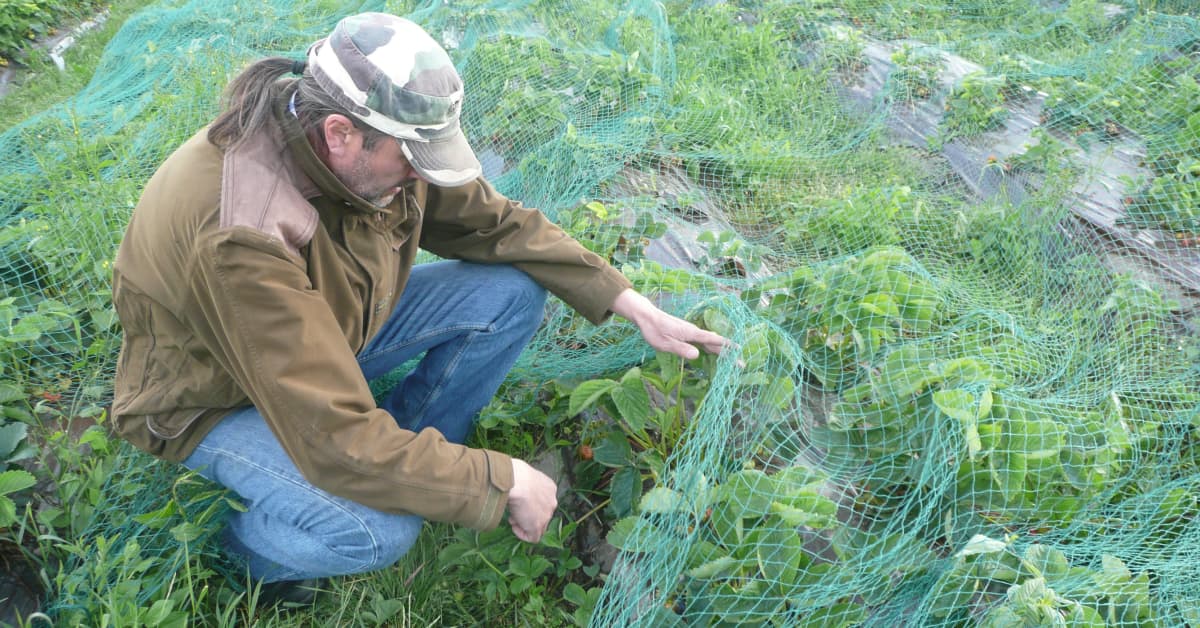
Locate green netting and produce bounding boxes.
[6,0,1200,625]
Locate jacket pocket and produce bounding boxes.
[144,408,209,440]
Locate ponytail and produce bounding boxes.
[207,57,303,149]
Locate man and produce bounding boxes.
[109,12,725,599]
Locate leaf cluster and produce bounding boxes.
[0,0,101,65]
[932,535,1161,626]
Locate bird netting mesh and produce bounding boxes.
[5,0,1199,625]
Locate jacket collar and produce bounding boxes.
[275,83,407,220]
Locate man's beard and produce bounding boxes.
[342,151,398,208]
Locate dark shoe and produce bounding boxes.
[256,577,328,608]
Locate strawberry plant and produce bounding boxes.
[1120,80,1200,234]
[889,44,941,102]
[940,72,1009,141]
[605,466,842,624]
[604,462,938,626]
[742,246,943,389]
[0,0,90,64]
[929,534,1161,625]
[0,384,36,529]
[558,200,667,267]
[462,29,658,159]
[781,187,935,268]
[569,350,715,518]
[817,23,866,74]
[434,517,600,625]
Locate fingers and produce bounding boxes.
[661,339,700,360]
[669,326,728,358]
[510,520,538,542]
[637,307,732,359]
[693,329,730,355]
[508,458,557,543]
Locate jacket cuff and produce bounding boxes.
[470,449,515,530]
[571,265,633,326]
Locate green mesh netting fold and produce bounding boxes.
[6,0,1199,625]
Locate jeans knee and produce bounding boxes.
[495,267,547,332]
[289,508,421,576]
[520,281,548,327]
[353,514,422,573]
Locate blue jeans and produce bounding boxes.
[182,261,547,582]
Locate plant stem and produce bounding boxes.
[574,497,612,525]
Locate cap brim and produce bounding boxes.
[401,131,482,188]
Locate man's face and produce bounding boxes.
[334,133,422,207]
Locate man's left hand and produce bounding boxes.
[610,288,728,360]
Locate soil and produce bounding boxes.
[0,540,44,626]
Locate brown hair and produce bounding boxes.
[207,57,388,151]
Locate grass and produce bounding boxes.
[3,0,1200,625]
[0,0,160,124]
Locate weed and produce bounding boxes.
[889,44,942,102]
[940,71,1009,141]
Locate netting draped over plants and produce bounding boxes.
[6,0,1200,625]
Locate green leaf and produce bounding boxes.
[592,431,633,468]
[757,528,804,588]
[0,383,23,405]
[990,451,1028,503]
[940,358,995,387]
[509,576,533,595]
[1095,554,1132,585]
[0,469,35,496]
[1007,415,1064,460]
[791,602,866,628]
[933,389,977,422]
[611,378,651,432]
[977,388,993,420]
[1008,576,1051,610]
[143,599,177,627]
[170,522,205,543]
[610,466,642,518]
[0,422,28,461]
[877,353,940,399]
[761,376,796,411]
[1061,448,1102,491]
[1065,604,1106,628]
[957,534,1007,557]
[709,501,744,547]
[563,583,588,607]
[685,555,740,579]
[605,517,640,551]
[0,496,16,528]
[770,495,838,529]
[1024,544,1069,581]
[639,487,684,514]
[721,469,778,516]
[929,570,974,618]
[134,502,180,529]
[568,379,618,416]
[935,389,984,458]
[859,292,900,318]
[772,465,826,489]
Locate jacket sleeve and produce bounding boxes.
[418,178,632,325]
[184,226,513,530]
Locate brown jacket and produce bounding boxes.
[111,87,631,530]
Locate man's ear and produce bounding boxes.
[322,114,360,157]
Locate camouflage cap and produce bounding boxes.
[308,13,482,187]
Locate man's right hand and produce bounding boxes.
[508,458,557,542]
